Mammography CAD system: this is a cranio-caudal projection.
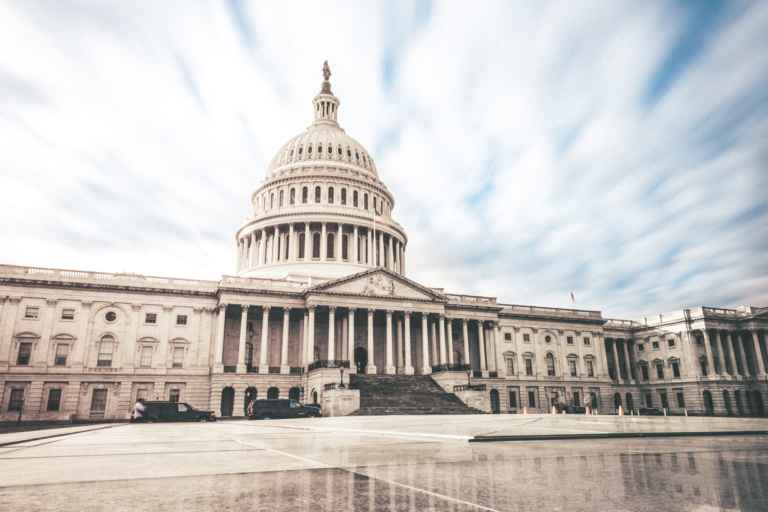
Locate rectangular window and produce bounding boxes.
[47,389,62,411]
[140,346,153,368]
[672,361,680,378]
[17,342,32,365]
[9,389,24,411]
[586,360,594,377]
[54,344,69,366]
[568,359,577,377]
[508,390,518,408]
[567,336,574,345]
[506,358,515,375]
[527,389,537,408]
[641,365,649,381]
[573,391,581,406]
[523,333,530,343]
[176,315,187,326]
[90,389,107,414]
[668,339,675,348]
[638,344,645,352]
[590,391,598,408]
[61,308,75,320]
[169,389,180,403]
[652,341,659,350]
[660,391,669,409]
[525,358,533,376]
[645,392,653,408]
[97,341,114,367]
[583,337,591,346]
[172,347,184,368]
[145,313,157,324]
[676,391,685,408]
[24,306,39,319]
[504,333,512,341]
[656,363,664,379]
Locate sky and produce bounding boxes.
[1,0,766,319]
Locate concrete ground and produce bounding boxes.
[1,415,768,511]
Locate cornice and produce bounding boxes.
[0,277,218,298]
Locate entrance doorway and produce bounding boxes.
[625,393,634,412]
[354,346,368,373]
[703,390,714,415]
[752,390,764,416]
[613,392,622,412]
[490,389,500,414]
[267,387,279,399]
[289,387,301,402]
[220,387,234,417]
[244,387,257,416]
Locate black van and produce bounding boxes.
[248,399,321,420]
[137,401,216,422]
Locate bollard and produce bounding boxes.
[684,408,688,417]
[618,405,624,416]
[551,405,556,415]
[523,406,527,415]
[663,408,667,417]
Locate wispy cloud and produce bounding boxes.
[0,1,765,318]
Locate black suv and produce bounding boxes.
[248,399,321,420]
[136,401,216,422]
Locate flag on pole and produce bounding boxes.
[569,291,576,304]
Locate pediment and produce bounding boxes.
[308,269,443,302]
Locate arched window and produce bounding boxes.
[669,357,681,378]
[279,190,284,207]
[341,234,349,260]
[504,352,515,375]
[289,188,295,205]
[315,186,321,203]
[97,335,115,367]
[567,356,578,377]
[312,233,321,258]
[269,193,274,210]
[267,387,279,399]
[327,233,335,259]
[328,187,334,204]
[364,193,369,210]
[353,190,358,207]
[341,188,346,205]
[298,233,305,259]
[302,186,308,204]
[546,353,556,376]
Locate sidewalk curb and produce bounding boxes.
[470,429,768,442]
[0,424,123,448]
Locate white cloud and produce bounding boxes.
[0,1,765,318]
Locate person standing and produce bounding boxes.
[132,398,146,422]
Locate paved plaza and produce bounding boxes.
[1,415,768,511]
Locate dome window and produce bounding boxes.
[340,188,347,205]
[318,145,322,154]
[363,193,369,210]
[290,188,296,205]
[289,149,294,157]
[270,193,274,210]
[338,146,342,155]
[298,146,303,155]
[347,149,352,158]
[302,186,308,204]
[328,144,332,155]
[308,145,312,154]
[355,151,359,161]
[279,190,284,207]
[314,186,321,203]
[328,187,334,204]
[353,190,358,207]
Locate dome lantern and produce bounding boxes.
[312,60,340,126]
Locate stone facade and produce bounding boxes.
[1,63,766,421]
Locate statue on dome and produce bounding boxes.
[322,61,331,81]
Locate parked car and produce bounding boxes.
[563,404,587,414]
[248,399,321,420]
[638,407,664,416]
[136,401,216,422]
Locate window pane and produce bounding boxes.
[47,389,62,411]
[55,344,69,366]
[98,339,114,367]
[169,389,180,403]
[90,389,107,414]
[9,389,24,411]
[172,347,184,368]
[17,342,32,365]
[140,346,152,368]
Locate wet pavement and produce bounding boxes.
[1,415,767,511]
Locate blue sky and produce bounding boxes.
[0,1,766,318]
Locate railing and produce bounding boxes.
[223,366,236,373]
[472,370,482,378]
[604,318,640,329]
[445,294,497,305]
[453,384,486,392]
[289,367,305,376]
[308,360,350,371]
[323,382,346,391]
[702,307,740,317]
[501,303,602,319]
[246,366,259,373]
[431,364,471,373]
[220,275,308,291]
[488,371,498,378]
[0,264,218,291]
[268,366,281,374]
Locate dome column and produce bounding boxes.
[377,232,384,267]
[353,226,359,264]
[288,223,295,262]
[304,223,310,260]
[388,236,394,271]
[335,223,342,261]
[321,222,327,261]
[259,229,266,265]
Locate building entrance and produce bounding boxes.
[355,346,368,373]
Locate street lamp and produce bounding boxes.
[466,368,471,387]
[339,367,345,388]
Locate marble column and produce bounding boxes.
[610,339,620,381]
[446,318,454,365]
[404,312,413,374]
[388,236,394,271]
[438,315,446,365]
[304,224,310,260]
[721,331,736,375]
[752,331,766,377]
[336,224,342,260]
[348,309,356,369]
[214,304,226,371]
[429,318,437,365]
[421,313,431,374]
[259,306,270,374]
[280,308,290,374]
[237,305,249,373]
[385,310,395,374]
[378,232,384,267]
[327,307,336,361]
[320,223,327,261]
[367,309,376,374]
[462,319,470,369]
[622,339,633,382]
[478,321,488,376]
[259,229,266,265]
[702,330,715,377]
[732,331,747,376]
[353,226,359,264]
[367,229,373,265]
[288,224,295,262]
[307,306,316,365]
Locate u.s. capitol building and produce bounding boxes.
[1,64,766,421]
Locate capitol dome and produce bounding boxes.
[234,62,408,280]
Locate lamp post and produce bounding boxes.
[339,367,345,388]
[466,368,471,388]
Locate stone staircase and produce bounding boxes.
[349,374,484,415]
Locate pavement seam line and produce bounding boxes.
[232,438,501,512]
[235,422,471,442]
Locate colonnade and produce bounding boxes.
[236,222,405,274]
[698,329,767,379]
[605,338,637,383]
[212,303,495,376]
